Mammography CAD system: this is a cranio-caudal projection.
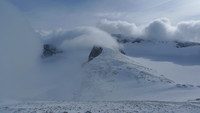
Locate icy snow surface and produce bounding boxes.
[1,101,200,113]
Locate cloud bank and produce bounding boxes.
[97,19,141,38]
[41,27,120,51]
[97,18,200,43]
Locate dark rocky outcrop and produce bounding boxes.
[175,41,200,48]
[42,44,62,58]
[112,34,131,43]
[88,46,103,62]
[112,34,144,44]
[119,49,126,55]
[132,38,144,43]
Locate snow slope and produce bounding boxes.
[77,48,200,101]
[122,40,200,85]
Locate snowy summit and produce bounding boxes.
[1,0,200,113]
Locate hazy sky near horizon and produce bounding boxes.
[8,0,200,30]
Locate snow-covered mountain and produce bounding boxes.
[2,40,200,112]
[1,0,200,107]
[36,30,200,101]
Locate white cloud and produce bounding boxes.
[97,19,142,38]
[144,18,176,40]
[97,18,200,43]
[176,21,200,42]
[42,27,120,50]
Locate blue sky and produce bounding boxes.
[7,0,200,30]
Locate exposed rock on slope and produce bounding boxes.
[175,41,200,48]
[88,46,103,62]
[42,44,62,57]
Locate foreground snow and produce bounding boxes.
[1,101,200,113]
